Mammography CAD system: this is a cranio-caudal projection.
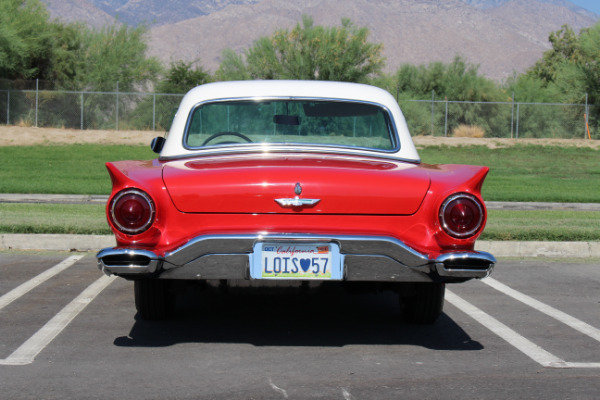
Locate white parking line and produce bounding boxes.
[0,255,84,310]
[447,284,600,369]
[482,277,600,343]
[445,290,566,368]
[0,274,116,366]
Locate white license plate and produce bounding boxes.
[251,242,342,280]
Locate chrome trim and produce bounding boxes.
[439,193,484,238]
[96,248,160,276]
[435,251,496,279]
[160,255,249,280]
[274,197,320,207]
[159,147,421,164]
[97,234,495,282]
[109,189,155,235]
[162,234,431,269]
[344,255,431,282]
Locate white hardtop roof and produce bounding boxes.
[161,80,420,162]
[182,80,397,106]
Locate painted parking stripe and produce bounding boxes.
[0,274,116,366]
[482,277,600,343]
[0,255,84,311]
[446,290,566,367]
[447,289,600,369]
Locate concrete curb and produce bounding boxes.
[1,234,598,259]
[485,201,600,212]
[0,234,115,252]
[475,241,600,259]
[0,194,108,204]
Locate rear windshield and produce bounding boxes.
[185,99,397,151]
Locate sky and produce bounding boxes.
[569,0,600,15]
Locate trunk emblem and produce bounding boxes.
[275,198,320,207]
[276,182,320,208]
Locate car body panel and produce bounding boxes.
[162,153,430,215]
[105,157,489,257]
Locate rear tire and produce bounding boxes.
[400,282,445,324]
[134,279,175,320]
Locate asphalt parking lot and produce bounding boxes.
[0,252,599,399]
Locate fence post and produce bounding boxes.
[116,81,119,131]
[35,79,39,127]
[80,92,84,130]
[153,93,156,131]
[510,92,515,139]
[6,90,9,125]
[585,93,589,139]
[516,103,520,139]
[431,90,435,136]
[444,97,448,137]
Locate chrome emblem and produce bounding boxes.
[275,182,320,208]
[275,198,320,207]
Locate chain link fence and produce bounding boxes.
[0,87,183,132]
[398,99,598,139]
[0,80,597,139]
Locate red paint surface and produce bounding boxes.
[105,153,489,257]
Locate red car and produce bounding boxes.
[97,80,495,323]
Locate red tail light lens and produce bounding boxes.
[439,194,484,239]
[109,189,155,234]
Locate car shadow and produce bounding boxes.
[113,283,483,351]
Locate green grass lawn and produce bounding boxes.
[1,143,599,239]
[0,144,155,194]
[419,145,600,203]
[482,210,600,241]
[0,203,108,234]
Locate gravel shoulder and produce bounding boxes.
[0,126,159,146]
[1,125,599,148]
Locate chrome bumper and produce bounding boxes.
[97,234,495,282]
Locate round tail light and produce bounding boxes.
[109,189,155,234]
[439,194,484,239]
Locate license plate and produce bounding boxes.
[251,242,342,280]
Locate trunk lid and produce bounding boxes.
[162,154,430,215]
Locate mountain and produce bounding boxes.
[88,0,261,26]
[464,0,598,18]
[44,0,261,26]
[43,0,115,29]
[41,0,598,81]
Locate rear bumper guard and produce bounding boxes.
[97,234,495,282]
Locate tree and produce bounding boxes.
[0,0,54,80]
[550,23,600,105]
[131,61,213,130]
[390,56,502,102]
[380,56,507,136]
[215,49,250,81]
[528,25,581,86]
[78,24,162,92]
[218,16,385,82]
[157,60,212,94]
[47,22,86,85]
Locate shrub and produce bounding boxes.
[453,124,485,138]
